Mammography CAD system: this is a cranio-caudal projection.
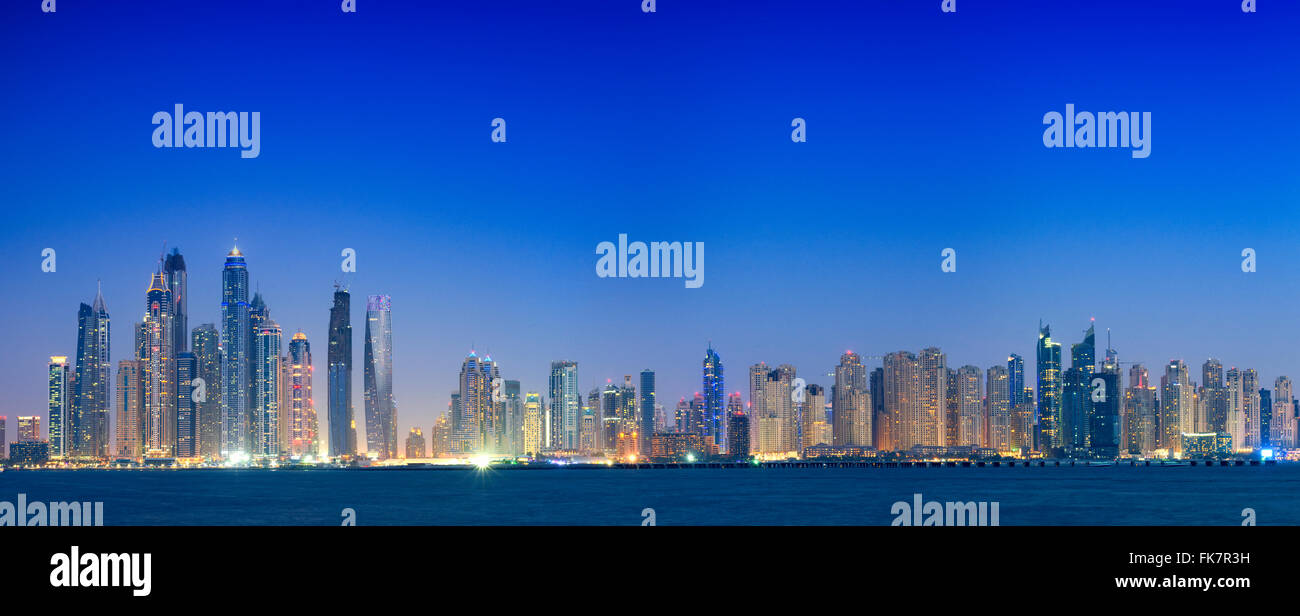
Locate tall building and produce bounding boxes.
[1201,360,1227,434]
[1060,324,1096,455]
[71,283,111,458]
[48,356,70,458]
[454,351,495,454]
[327,287,356,458]
[702,345,724,451]
[639,369,656,456]
[882,351,920,451]
[1272,376,1294,449]
[251,316,282,459]
[956,365,983,447]
[747,362,769,453]
[1036,322,1063,454]
[0,417,6,459]
[143,268,175,457]
[1259,389,1272,449]
[363,295,397,459]
[617,375,639,459]
[727,410,749,459]
[870,367,886,448]
[523,392,542,456]
[191,324,221,459]
[176,352,198,458]
[405,427,426,459]
[916,347,947,449]
[221,247,251,459]
[1125,364,1158,456]
[801,384,828,449]
[502,379,523,456]
[164,249,188,357]
[548,360,580,451]
[287,332,316,456]
[986,365,1011,451]
[115,359,142,458]
[1160,360,1194,454]
[832,351,869,447]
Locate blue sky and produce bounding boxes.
[2,0,1298,450]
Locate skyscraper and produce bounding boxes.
[362,295,396,459]
[328,287,356,458]
[71,283,111,458]
[454,351,495,454]
[833,351,869,447]
[1125,364,1157,456]
[192,324,222,459]
[164,248,188,356]
[252,316,282,459]
[639,369,656,456]
[143,268,175,457]
[1036,322,1063,454]
[1272,376,1294,449]
[115,359,142,458]
[702,345,724,451]
[48,356,70,458]
[917,347,947,448]
[548,360,580,451]
[176,352,198,458]
[727,410,749,460]
[801,384,828,449]
[955,365,983,448]
[523,392,542,456]
[221,246,251,459]
[405,427,426,459]
[986,365,1011,451]
[1060,323,1095,456]
[1160,360,1193,454]
[1201,359,1227,434]
[882,351,920,451]
[287,332,316,456]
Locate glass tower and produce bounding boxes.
[364,295,396,459]
[328,288,356,458]
[220,246,251,459]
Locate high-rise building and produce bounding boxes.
[956,365,983,447]
[48,356,70,458]
[176,352,198,458]
[0,417,6,459]
[251,316,282,459]
[1036,322,1063,454]
[523,392,542,456]
[1243,369,1260,450]
[727,411,749,460]
[71,283,111,458]
[1259,388,1272,449]
[1201,360,1227,434]
[702,345,724,451]
[986,365,1011,451]
[115,359,142,458]
[164,248,188,357]
[143,268,175,457]
[617,375,639,459]
[405,427,426,459]
[944,367,959,447]
[882,351,920,451]
[1008,354,1031,453]
[1160,360,1194,454]
[747,362,768,453]
[287,332,316,456]
[1060,323,1096,455]
[801,383,828,449]
[548,360,580,451]
[363,295,396,459]
[917,347,947,449]
[1272,376,1294,449]
[191,324,221,459]
[503,379,523,456]
[832,351,869,447]
[1125,364,1158,456]
[639,369,656,455]
[327,288,356,458]
[870,367,886,448]
[454,351,495,454]
[221,247,251,459]
[600,384,619,454]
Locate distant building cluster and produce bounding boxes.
[9,251,1297,467]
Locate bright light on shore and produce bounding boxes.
[470,455,492,469]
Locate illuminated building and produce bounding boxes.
[956,365,983,448]
[405,427,426,459]
[192,324,222,459]
[176,352,198,458]
[252,316,282,459]
[702,345,724,454]
[221,246,251,459]
[1160,360,1193,454]
[882,351,920,451]
[1201,359,1227,434]
[71,282,111,458]
[143,269,175,457]
[1036,322,1063,453]
[1060,324,1095,455]
[363,295,397,459]
[1181,432,1232,459]
[986,364,1011,451]
[115,359,142,459]
[727,408,749,459]
[286,332,316,456]
[833,351,869,447]
[9,440,49,466]
[651,431,705,461]
[548,360,580,451]
[639,369,655,456]
[917,347,947,448]
[1125,364,1157,456]
[802,384,828,449]
[523,392,542,456]
[327,287,356,458]
[1272,376,1294,449]
[803,444,876,459]
[48,356,70,458]
[454,351,495,454]
[17,416,40,442]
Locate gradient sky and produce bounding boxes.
[2,0,1298,452]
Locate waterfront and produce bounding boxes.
[3,465,1296,526]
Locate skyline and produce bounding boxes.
[4,1,1300,455]
[11,243,1300,460]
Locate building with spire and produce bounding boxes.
[363,295,396,459]
[221,245,251,459]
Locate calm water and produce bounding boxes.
[3,465,1297,525]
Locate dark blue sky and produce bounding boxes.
[2,0,1297,451]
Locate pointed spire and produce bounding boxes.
[92,279,107,312]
